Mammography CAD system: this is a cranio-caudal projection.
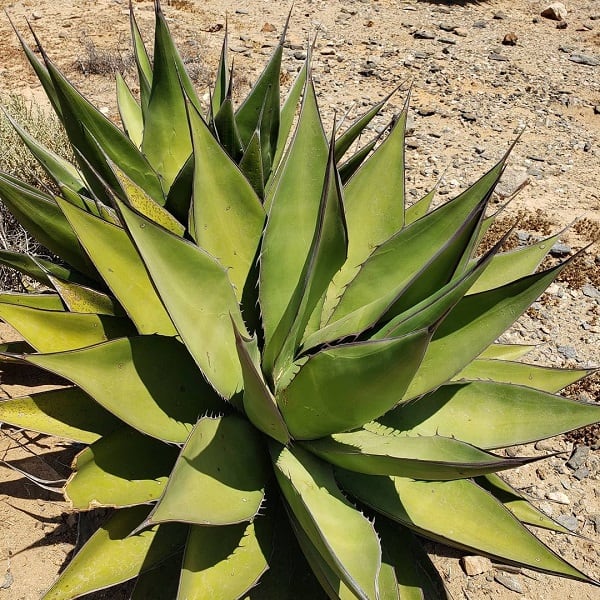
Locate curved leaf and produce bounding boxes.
[278,328,431,440]
[0,303,134,352]
[304,429,536,480]
[179,519,271,599]
[379,381,600,450]
[116,73,143,148]
[66,427,178,509]
[338,473,594,582]
[271,444,381,600]
[453,358,593,393]
[0,292,64,311]
[26,335,223,443]
[187,101,265,298]
[119,201,246,399]
[42,506,187,600]
[0,387,120,444]
[149,415,268,526]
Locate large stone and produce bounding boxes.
[541,3,568,21]
[461,555,493,576]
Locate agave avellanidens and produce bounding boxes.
[0,2,598,598]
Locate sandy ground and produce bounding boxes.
[0,1,598,598]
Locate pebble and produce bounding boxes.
[555,514,579,531]
[494,573,525,593]
[454,27,469,37]
[541,3,568,21]
[495,168,529,198]
[461,555,493,575]
[502,33,518,46]
[573,466,590,480]
[581,284,600,299]
[566,445,590,469]
[489,51,509,62]
[590,514,600,533]
[557,345,577,360]
[549,242,572,257]
[413,30,436,40]
[568,54,600,66]
[546,491,570,504]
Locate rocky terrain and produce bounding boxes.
[0,0,598,598]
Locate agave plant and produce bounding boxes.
[0,2,598,599]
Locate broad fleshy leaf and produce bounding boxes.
[149,415,268,526]
[25,335,223,443]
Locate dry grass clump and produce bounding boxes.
[0,95,72,290]
[76,39,134,76]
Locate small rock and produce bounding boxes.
[261,22,276,33]
[582,284,600,298]
[502,33,518,45]
[550,242,572,257]
[461,555,493,576]
[573,466,590,480]
[555,514,579,532]
[556,20,568,29]
[568,54,600,66]
[594,105,600,114]
[0,572,13,590]
[589,514,600,533]
[293,51,307,60]
[453,27,469,37]
[541,3,568,21]
[473,20,488,28]
[546,491,570,504]
[413,30,436,40]
[557,345,577,360]
[567,445,590,469]
[495,168,529,198]
[494,573,524,593]
[417,106,436,116]
[439,23,457,32]
[489,51,509,61]
[516,231,531,244]
[31,11,42,20]
[493,11,508,20]
[461,112,477,122]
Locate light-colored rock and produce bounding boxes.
[541,3,568,21]
[546,491,570,504]
[461,555,493,576]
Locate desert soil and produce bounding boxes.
[0,0,599,598]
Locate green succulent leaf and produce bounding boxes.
[141,4,193,194]
[325,107,408,316]
[478,474,570,534]
[405,186,436,225]
[116,73,143,148]
[238,128,265,198]
[0,174,96,279]
[164,152,194,224]
[279,328,432,440]
[379,381,600,449]
[130,553,182,600]
[304,429,536,480]
[376,518,450,600]
[42,506,187,600]
[55,196,177,336]
[66,427,178,509]
[25,335,223,443]
[0,292,64,311]
[179,519,271,600]
[0,251,79,289]
[0,387,120,444]
[187,100,265,298]
[42,52,164,205]
[129,4,153,114]
[467,230,563,294]
[232,323,290,444]
[453,358,593,392]
[338,472,594,582]
[338,133,380,185]
[149,415,268,526]
[260,74,328,345]
[211,24,229,116]
[46,275,122,316]
[403,260,568,400]
[0,303,134,352]
[272,444,382,600]
[119,200,247,399]
[265,124,348,380]
[271,62,307,174]
[478,343,535,360]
